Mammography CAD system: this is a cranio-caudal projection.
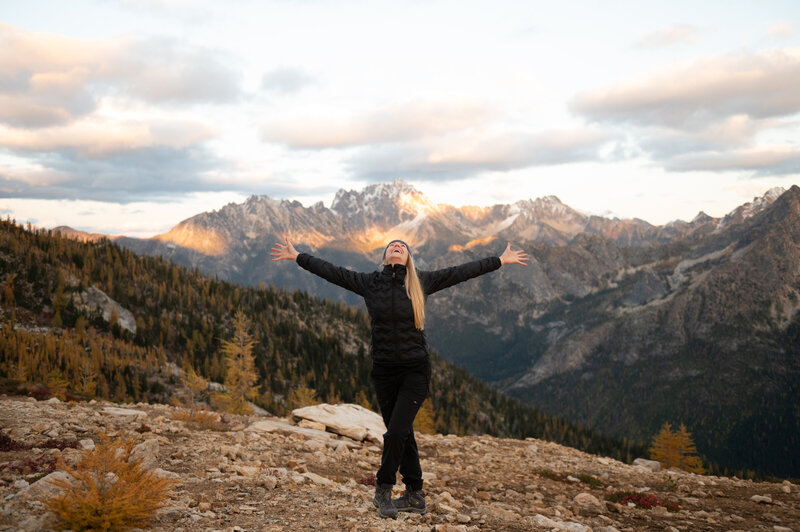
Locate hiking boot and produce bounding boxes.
[373,485,398,519]
[393,488,426,515]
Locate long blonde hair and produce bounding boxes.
[383,250,425,330]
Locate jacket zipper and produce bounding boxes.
[391,268,397,359]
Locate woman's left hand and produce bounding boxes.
[499,242,529,266]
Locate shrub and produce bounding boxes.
[576,473,604,487]
[43,433,175,532]
[171,408,229,431]
[358,474,376,486]
[608,491,680,512]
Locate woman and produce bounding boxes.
[271,237,528,518]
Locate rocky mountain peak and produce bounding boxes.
[331,179,435,229]
[716,186,787,231]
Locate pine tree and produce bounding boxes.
[182,366,209,410]
[220,311,259,414]
[413,399,436,434]
[288,384,318,409]
[649,422,706,474]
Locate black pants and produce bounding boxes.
[371,358,430,491]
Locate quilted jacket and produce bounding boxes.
[296,253,501,365]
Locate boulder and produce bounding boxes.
[102,407,146,418]
[246,419,336,441]
[573,492,605,514]
[17,471,73,500]
[291,403,386,444]
[131,439,159,470]
[633,458,661,472]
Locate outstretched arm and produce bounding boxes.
[422,242,528,295]
[271,236,368,296]
[499,242,529,266]
[271,237,299,261]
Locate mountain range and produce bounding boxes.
[56,180,800,477]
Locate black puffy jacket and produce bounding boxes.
[296,253,502,365]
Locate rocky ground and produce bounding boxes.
[1,395,798,532]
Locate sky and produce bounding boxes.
[1,0,799,237]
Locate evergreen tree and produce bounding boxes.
[413,399,436,434]
[219,311,259,414]
[650,422,706,474]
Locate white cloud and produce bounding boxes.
[571,49,800,174]
[665,147,800,175]
[262,100,497,148]
[0,22,242,129]
[572,49,800,129]
[350,128,620,181]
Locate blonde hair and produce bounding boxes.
[383,249,425,330]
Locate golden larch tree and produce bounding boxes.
[413,398,436,434]
[649,422,706,474]
[219,311,259,414]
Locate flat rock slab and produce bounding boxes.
[292,403,385,444]
[246,419,336,441]
[102,407,147,417]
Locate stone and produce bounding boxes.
[297,419,327,431]
[291,403,386,444]
[781,484,791,493]
[633,458,661,472]
[234,465,259,477]
[246,419,336,441]
[102,407,146,418]
[18,471,73,500]
[302,439,326,453]
[527,514,591,532]
[573,492,604,514]
[301,472,333,486]
[78,438,96,450]
[153,468,181,480]
[262,476,279,490]
[773,527,793,532]
[45,397,61,404]
[131,438,159,470]
[751,495,773,504]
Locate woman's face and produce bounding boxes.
[385,241,409,265]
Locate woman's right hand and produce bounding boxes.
[270,237,300,261]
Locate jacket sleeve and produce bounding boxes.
[296,253,369,296]
[420,256,502,295]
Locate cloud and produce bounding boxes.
[0,22,242,128]
[571,49,800,175]
[572,49,800,130]
[635,25,700,48]
[0,118,217,156]
[261,67,317,94]
[262,100,497,148]
[665,147,800,175]
[0,144,228,202]
[349,128,620,181]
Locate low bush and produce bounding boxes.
[608,491,680,512]
[43,433,175,532]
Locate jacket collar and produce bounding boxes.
[381,263,407,279]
